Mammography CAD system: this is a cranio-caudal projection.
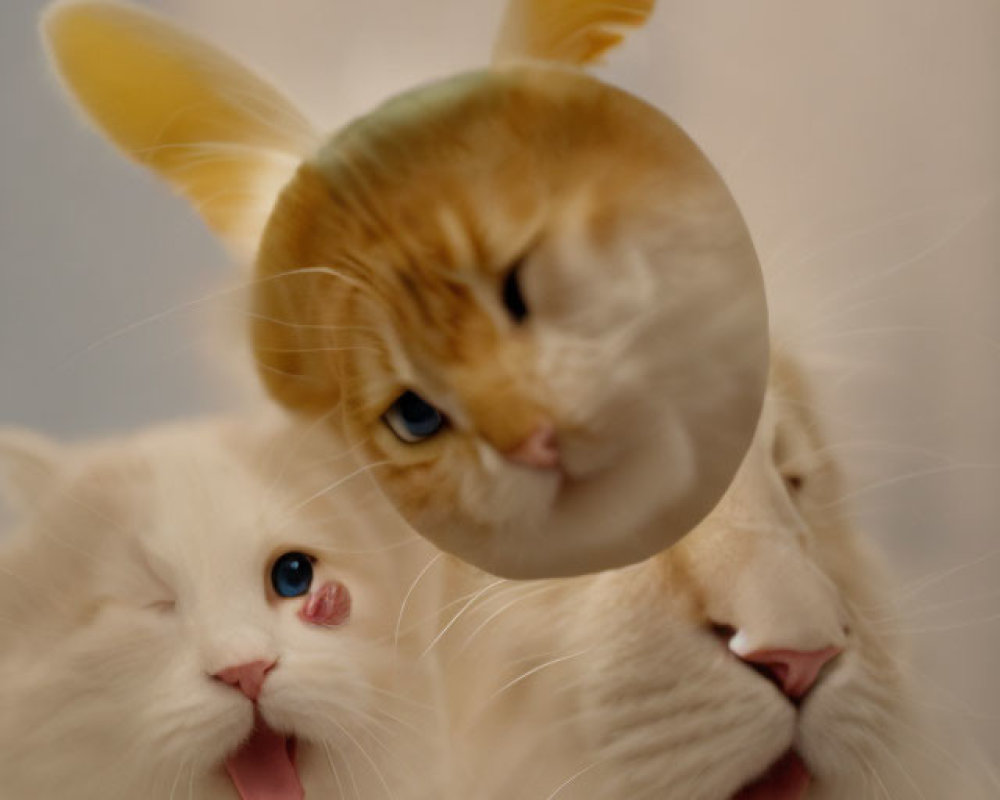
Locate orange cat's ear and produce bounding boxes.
[42,1,319,258]
[492,0,655,67]
[0,429,62,517]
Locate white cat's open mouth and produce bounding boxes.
[224,713,303,800]
[732,750,810,800]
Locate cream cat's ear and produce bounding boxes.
[492,0,655,66]
[0,429,62,517]
[42,1,319,258]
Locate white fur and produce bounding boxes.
[0,414,448,800]
[432,375,997,799]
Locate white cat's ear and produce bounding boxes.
[492,0,655,67]
[42,1,320,258]
[0,429,62,517]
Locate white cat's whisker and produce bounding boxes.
[321,739,347,800]
[330,717,396,800]
[895,547,1000,605]
[450,582,565,661]
[809,193,996,316]
[819,463,999,509]
[276,459,391,522]
[393,553,444,651]
[480,649,591,713]
[419,579,507,660]
[543,759,605,800]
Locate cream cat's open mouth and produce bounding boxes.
[224,713,303,800]
[732,751,810,800]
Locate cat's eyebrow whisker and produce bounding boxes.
[275,459,391,523]
[305,536,424,557]
[255,405,348,514]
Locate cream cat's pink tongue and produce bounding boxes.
[224,717,303,800]
[733,751,810,800]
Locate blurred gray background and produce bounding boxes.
[2,0,998,763]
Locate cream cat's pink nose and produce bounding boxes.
[213,659,276,702]
[738,647,843,700]
[505,423,560,469]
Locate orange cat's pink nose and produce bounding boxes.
[738,647,843,700]
[504,423,560,469]
[213,659,276,702]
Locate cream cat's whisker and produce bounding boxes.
[895,548,1000,604]
[872,734,932,800]
[321,739,348,800]
[275,459,391,522]
[855,747,896,800]
[480,649,592,714]
[809,193,996,316]
[330,717,396,800]
[419,579,508,660]
[819,463,999,509]
[543,759,606,800]
[870,587,1000,626]
[878,612,1000,637]
[450,583,566,662]
[394,552,444,650]
[766,199,956,282]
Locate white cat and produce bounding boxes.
[0,413,449,800]
[431,353,997,799]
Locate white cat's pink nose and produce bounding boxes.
[505,423,560,469]
[213,659,276,702]
[738,647,843,700]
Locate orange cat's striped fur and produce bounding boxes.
[44,0,769,579]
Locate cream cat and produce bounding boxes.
[428,353,996,799]
[42,0,770,579]
[0,414,449,800]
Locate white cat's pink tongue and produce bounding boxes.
[733,751,810,800]
[225,717,304,800]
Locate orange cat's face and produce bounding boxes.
[253,68,768,577]
[43,2,769,578]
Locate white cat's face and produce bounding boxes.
[444,357,988,800]
[0,420,439,800]
[564,362,927,799]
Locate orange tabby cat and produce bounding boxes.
[43,0,770,578]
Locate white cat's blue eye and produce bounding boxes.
[271,552,314,598]
[383,391,445,443]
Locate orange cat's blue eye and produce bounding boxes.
[271,552,313,598]
[383,391,445,443]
